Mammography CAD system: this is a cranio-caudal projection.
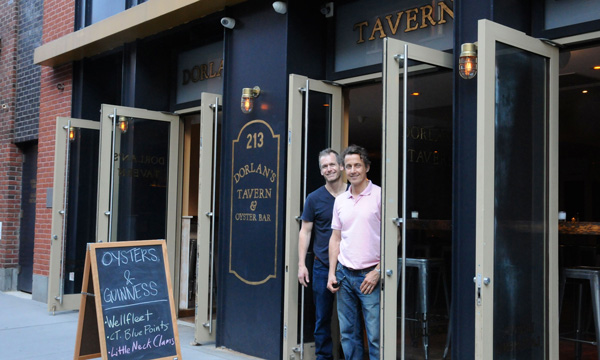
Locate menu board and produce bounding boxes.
[74,240,181,360]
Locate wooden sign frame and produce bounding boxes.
[74,240,182,360]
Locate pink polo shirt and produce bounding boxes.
[331,180,381,270]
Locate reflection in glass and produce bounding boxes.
[348,83,383,186]
[397,62,453,359]
[112,118,170,241]
[558,46,600,223]
[90,0,126,25]
[298,91,333,344]
[63,127,99,294]
[493,42,547,359]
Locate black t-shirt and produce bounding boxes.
[301,185,336,266]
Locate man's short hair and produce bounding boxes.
[341,144,371,167]
[318,148,341,168]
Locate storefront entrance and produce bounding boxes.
[283,22,561,359]
[47,97,220,325]
[283,39,454,359]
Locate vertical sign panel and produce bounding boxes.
[230,120,280,284]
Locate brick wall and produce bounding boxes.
[34,0,74,278]
[15,0,44,143]
[0,0,24,276]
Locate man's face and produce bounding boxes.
[343,154,369,187]
[319,153,342,183]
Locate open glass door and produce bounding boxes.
[48,117,100,312]
[475,20,559,359]
[382,38,453,359]
[283,74,343,360]
[96,105,181,282]
[194,93,222,343]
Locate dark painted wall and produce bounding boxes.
[217,1,288,359]
[287,0,328,79]
[135,14,224,111]
[452,1,533,359]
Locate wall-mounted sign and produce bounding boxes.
[335,0,454,72]
[176,41,223,104]
[229,120,280,285]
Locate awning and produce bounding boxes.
[34,0,245,67]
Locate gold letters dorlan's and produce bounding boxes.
[229,120,280,285]
[353,1,453,44]
[182,59,223,85]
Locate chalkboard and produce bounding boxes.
[74,240,181,360]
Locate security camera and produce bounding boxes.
[272,1,287,14]
[221,17,236,29]
[320,2,333,18]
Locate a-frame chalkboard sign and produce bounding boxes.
[74,240,182,360]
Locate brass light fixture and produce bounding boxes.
[241,86,261,114]
[118,116,129,133]
[459,43,478,79]
[69,127,76,141]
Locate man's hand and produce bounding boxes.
[327,273,340,293]
[298,265,310,287]
[360,269,380,294]
[298,221,313,287]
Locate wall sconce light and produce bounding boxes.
[459,43,478,79]
[69,127,76,141]
[118,116,129,133]
[241,86,261,114]
[272,1,287,14]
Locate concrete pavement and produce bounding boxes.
[0,291,261,360]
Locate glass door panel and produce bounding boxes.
[283,74,343,360]
[475,19,559,359]
[194,93,222,343]
[97,105,180,281]
[48,117,100,312]
[382,38,453,360]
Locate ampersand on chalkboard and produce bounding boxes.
[124,270,135,285]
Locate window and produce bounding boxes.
[76,0,147,29]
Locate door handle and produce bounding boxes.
[474,274,491,306]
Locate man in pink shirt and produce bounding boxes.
[327,145,381,360]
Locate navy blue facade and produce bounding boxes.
[217,2,288,359]
[15,0,43,143]
[216,2,330,358]
[37,0,600,358]
[452,1,533,359]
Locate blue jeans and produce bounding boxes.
[313,259,334,360]
[336,263,380,360]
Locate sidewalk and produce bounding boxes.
[0,291,261,360]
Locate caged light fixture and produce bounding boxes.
[118,116,129,133]
[241,86,261,114]
[459,43,478,79]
